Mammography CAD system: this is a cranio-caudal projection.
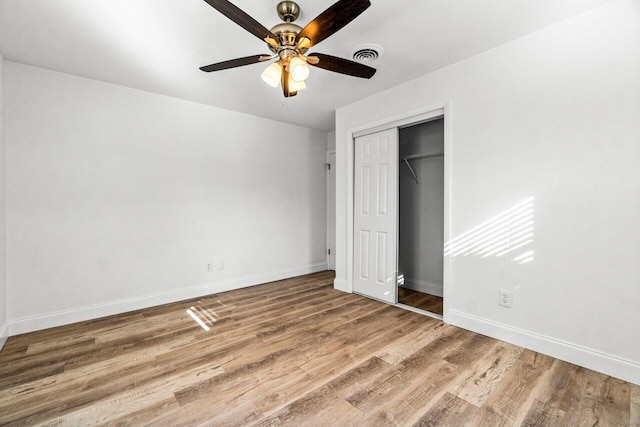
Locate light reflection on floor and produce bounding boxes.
[185,300,225,331]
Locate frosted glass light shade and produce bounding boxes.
[289,57,310,82]
[261,62,282,87]
[288,75,306,92]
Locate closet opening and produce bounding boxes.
[348,102,449,322]
[397,118,444,317]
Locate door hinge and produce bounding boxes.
[328,248,331,255]
[326,163,331,170]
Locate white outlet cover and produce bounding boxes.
[499,290,513,307]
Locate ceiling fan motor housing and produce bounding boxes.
[269,22,302,51]
[269,1,305,54]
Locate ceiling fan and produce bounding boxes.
[199,0,376,98]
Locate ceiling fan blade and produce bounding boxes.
[297,0,371,48]
[309,53,376,79]
[281,67,298,98]
[202,0,277,42]
[200,54,267,72]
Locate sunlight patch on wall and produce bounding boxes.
[445,197,535,262]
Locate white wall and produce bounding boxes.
[0,52,7,350]
[335,0,640,384]
[5,62,327,334]
[327,130,336,152]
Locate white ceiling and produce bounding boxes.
[0,0,613,131]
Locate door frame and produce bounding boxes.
[345,101,452,322]
[326,150,336,270]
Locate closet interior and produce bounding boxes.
[397,118,444,316]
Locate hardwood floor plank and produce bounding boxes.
[173,347,293,407]
[174,304,414,412]
[374,318,448,365]
[521,399,566,427]
[589,375,632,426]
[467,349,556,426]
[1,323,226,424]
[254,356,395,426]
[254,295,373,344]
[448,341,523,407]
[45,362,224,426]
[0,360,66,390]
[364,383,445,426]
[0,346,153,402]
[193,400,265,427]
[527,360,633,426]
[443,332,496,366]
[345,327,470,414]
[398,287,443,316]
[312,399,367,426]
[0,271,637,426]
[95,398,182,427]
[6,312,146,353]
[253,313,429,416]
[412,392,478,426]
[358,332,502,426]
[631,385,640,427]
[0,338,96,382]
[297,310,423,380]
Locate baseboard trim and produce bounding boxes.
[9,262,327,336]
[448,309,640,386]
[0,322,8,352]
[334,278,350,293]
[402,278,443,297]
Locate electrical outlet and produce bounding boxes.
[205,262,213,272]
[499,290,513,308]
[218,259,225,270]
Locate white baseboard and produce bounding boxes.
[334,278,350,293]
[9,262,327,336]
[402,277,443,297]
[448,309,640,386]
[0,322,8,352]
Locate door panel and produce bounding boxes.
[353,129,398,303]
[359,230,370,280]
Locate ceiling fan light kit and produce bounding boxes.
[289,56,310,81]
[261,62,283,87]
[200,0,377,98]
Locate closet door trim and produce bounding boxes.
[345,101,452,322]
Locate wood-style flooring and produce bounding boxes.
[398,287,444,316]
[0,271,638,426]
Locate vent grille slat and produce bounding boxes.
[353,44,384,63]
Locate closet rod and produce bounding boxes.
[401,151,444,162]
[400,151,444,184]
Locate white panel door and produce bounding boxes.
[353,129,398,303]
